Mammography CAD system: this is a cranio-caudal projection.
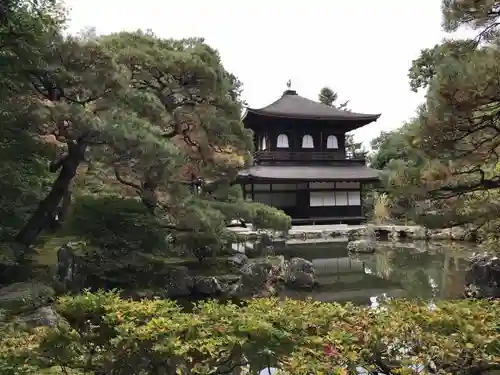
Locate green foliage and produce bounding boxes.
[367,118,430,222]
[0,0,65,95]
[0,107,53,242]
[7,26,289,248]
[318,86,338,106]
[1,291,499,374]
[62,195,170,253]
[441,0,500,37]
[408,40,474,92]
[370,1,500,232]
[246,202,291,232]
[369,119,424,170]
[318,86,349,110]
[0,23,291,275]
[0,0,61,245]
[406,1,500,194]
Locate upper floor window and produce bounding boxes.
[301,134,314,149]
[277,133,289,148]
[326,135,339,149]
[260,136,268,150]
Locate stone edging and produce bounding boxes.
[233,224,478,243]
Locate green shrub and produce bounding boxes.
[62,195,170,254]
[0,291,499,374]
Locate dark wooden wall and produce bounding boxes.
[243,182,365,222]
[249,118,349,157]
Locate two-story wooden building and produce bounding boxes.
[237,88,381,224]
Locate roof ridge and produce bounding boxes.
[245,90,380,125]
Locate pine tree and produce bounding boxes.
[318,86,364,157]
[13,30,290,250]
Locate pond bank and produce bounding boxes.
[229,223,478,242]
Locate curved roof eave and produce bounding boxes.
[245,108,381,122]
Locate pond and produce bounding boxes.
[272,239,479,305]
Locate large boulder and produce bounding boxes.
[193,276,225,296]
[0,283,67,329]
[163,266,194,298]
[227,253,249,271]
[0,282,55,315]
[18,305,65,328]
[347,239,375,254]
[230,258,281,298]
[465,254,500,299]
[285,257,316,289]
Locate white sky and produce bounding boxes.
[63,0,469,146]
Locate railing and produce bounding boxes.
[253,150,366,164]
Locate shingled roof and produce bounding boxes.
[238,165,380,182]
[244,89,381,123]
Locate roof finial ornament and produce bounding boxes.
[286,79,291,89]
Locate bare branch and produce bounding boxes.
[113,167,141,191]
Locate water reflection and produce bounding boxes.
[274,240,478,304]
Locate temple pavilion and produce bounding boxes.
[237,86,381,224]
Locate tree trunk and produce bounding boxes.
[15,140,87,249]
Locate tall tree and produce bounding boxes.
[318,86,349,110]
[396,0,500,235]
[13,31,289,249]
[409,4,500,198]
[0,0,65,250]
[318,86,364,157]
[368,118,431,221]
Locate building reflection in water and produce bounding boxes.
[274,240,476,304]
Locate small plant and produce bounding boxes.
[373,192,393,224]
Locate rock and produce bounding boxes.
[388,228,399,241]
[451,226,467,241]
[240,260,273,286]
[163,266,194,298]
[449,225,477,241]
[228,253,249,270]
[347,227,369,240]
[285,257,316,289]
[0,282,55,314]
[329,229,348,238]
[347,239,375,254]
[247,233,274,258]
[403,226,428,240]
[463,225,478,242]
[465,253,500,299]
[18,306,65,328]
[193,276,225,296]
[428,228,452,240]
[289,231,305,240]
[305,231,323,239]
[192,246,214,262]
[56,243,86,291]
[230,259,278,298]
